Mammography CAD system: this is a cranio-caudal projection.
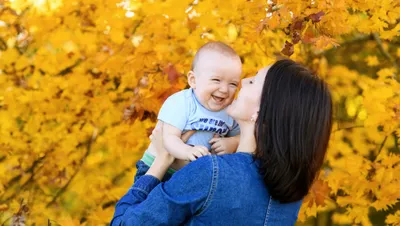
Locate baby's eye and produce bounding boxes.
[230,83,238,87]
[212,79,220,82]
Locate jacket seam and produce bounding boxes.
[131,187,149,196]
[264,196,273,225]
[195,155,218,216]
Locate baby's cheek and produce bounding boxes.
[228,92,236,101]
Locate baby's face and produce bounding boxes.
[191,51,242,112]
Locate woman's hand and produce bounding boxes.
[150,121,174,165]
[147,121,196,180]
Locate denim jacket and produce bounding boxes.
[111,152,302,226]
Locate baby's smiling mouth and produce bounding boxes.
[212,95,225,103]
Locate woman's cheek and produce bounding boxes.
[226,103,234,117]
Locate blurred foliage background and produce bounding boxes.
[0,0,399,225]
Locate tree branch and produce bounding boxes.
[0,215,13,226]
[0,6,19,17]
[131,19,143,35]
[333,125,364,132]
[46,128,98,208]
[315,34,372,57]
[255,42,269,57]
[372,135,388,162]
[101,166,133,209]
[372,33,400,81]
[0,37,7,51]
[393,132,399,153]
[0,155,46,204]
[56,58,84,76]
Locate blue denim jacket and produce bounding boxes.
[111,152,302,226]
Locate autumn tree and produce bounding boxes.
[0,0,399,225]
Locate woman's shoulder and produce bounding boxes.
[188,152,253,166]
[174,155,215,179]
[191,153,256,176]
[177,154,226,179]
[182,155,215,173]
[168,156,215,191]
[217,152,256,166]
[178,153,256,179]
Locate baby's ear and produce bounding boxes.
[187,71,196,89]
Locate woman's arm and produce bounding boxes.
[110,122,206,225]
[110,155,214,226]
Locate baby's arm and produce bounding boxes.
[163,123,210,161]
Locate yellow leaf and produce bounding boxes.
[377,68,396,79]
[227,23,238,42]
[0,48,20,67]
[365,56,379,67]
[110,28,125,44]
[386,210,400,225]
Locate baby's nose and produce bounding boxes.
[219,85,228,92]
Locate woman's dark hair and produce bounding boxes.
[255,59,332,203]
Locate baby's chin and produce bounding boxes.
[207,103,231,112]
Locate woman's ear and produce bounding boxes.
[187,71,196,89]
[250,111,259,122]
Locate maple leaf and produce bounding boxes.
[365,56,379,67]
[281,41,294,56]
[306,179,331,207]
[163,63,181,84]
[291,19,303,31]
[307,11,325,23]
[292,31,301,44]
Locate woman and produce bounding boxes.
[111,59,332,225]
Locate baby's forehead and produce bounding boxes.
[195,50,241,68]
[198,49,237,60]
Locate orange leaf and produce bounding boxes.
[163,63,181,84]
[308,179,331,207]
[307,11,325,23]
[281,41,294,56]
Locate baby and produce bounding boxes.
[134,41,242,181]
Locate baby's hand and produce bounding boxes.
[186,145,210,162]
[209,135,238,155]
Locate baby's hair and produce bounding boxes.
[191,41,239,71]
